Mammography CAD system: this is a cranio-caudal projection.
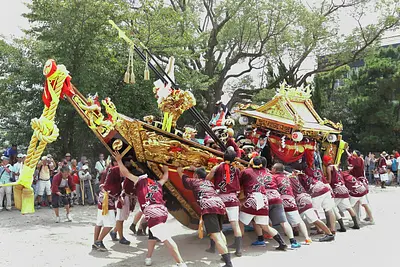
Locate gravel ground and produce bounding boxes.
[0,186,398,267]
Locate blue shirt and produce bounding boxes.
[0,165,14,184]
[6,148,17,156]
[392,159,398,172]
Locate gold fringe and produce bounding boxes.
[102,192,109,215]
[198,215,204,239]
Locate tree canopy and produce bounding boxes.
[0,0,399,158]
[313,45,400,153]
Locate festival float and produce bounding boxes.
[235,83,346,170]
[3,21,346,230]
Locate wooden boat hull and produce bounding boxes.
[67,87,231,230]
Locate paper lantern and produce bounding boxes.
[292,131,303,142]
[327,134,337,143]
[238,116,249,125]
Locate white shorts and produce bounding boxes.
[285,210,302,226]
[335,198,352,212]
[150,223,172,242]
[116,196,130,221]
[239,211,269,225]
[350,195,368,207]
[37,180,51,196]
[312,192,335,212]
[96,209,116,228]
[226,206,239,222]
[301,209,319,224]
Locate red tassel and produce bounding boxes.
[224,163,231,184]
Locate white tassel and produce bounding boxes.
[281,136,286,149]
[129,46,135,84]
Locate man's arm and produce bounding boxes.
[326,166,332,184]
[113,151,139,184]
[177,167,193,190]
[158,165,169,186]
[206,165,218,181]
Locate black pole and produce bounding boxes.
[133,44,226,150]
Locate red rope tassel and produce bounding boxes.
[224,163,231,184]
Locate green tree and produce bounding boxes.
[313,46,400,152]
[0,0,158,158]
[125,0,400,115]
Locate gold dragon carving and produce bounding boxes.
[73,94,120,137]
[141,131,222,169]
[320,118,343,131]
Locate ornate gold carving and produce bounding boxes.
[143,115,154,124]
[256,119,292,134]
[277,82,312,102]
[155,88,196,128]
[238,103,260,110]
[112,139,123,151]
[320,118,343,131]
[266,99,292,120]
[147,162,199,220]
[141,131,222,168]
[72,94,120,137]
[116,120,146,161]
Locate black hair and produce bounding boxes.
[354,150,361,157]
[12,144,17,147]
[60,166,70,173]
[284,165,293,173]
[223,150,236,163]
[195,167,207,179]
[252,156,262,167]
[273,163,284,173]
[261,157,267,168]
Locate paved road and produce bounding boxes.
[0,187,399,267]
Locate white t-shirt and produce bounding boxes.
[397,157,400,170]
[95,160,106,179]
[13,162,23,181]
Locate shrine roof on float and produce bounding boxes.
[237,84,342,136]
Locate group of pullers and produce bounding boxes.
[92,147,373,267]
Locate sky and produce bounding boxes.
[1,0,399,103]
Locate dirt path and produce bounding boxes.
[0,187,399,267]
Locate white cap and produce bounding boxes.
[17,153,24,158]
[41,156,48,161]
[82,165,89,170]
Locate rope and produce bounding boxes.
[25,60,67,170]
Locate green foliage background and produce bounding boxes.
[0,0,399,160]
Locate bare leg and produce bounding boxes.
[347,207,360,229]
[97,227,113,241]
[298,220,310,240]
[134,211,143,224]
[164,238,184,263]
[260,224,278,237]
[94,226,102,242]
[230,220,242,237]
[54,207,59,217]
[47,195,52,205]
[362,204,374,222]
[326,210,337,233]
[116,220,124,239]
[347,207,356,217]
[239,221,245,236]
[254,223,262,236]
[37,195,42,206]
[281,222,294,238]
[65,204,70,215]
[314,220,332,235]
[146,240,157,258]
[210,232,228,255]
